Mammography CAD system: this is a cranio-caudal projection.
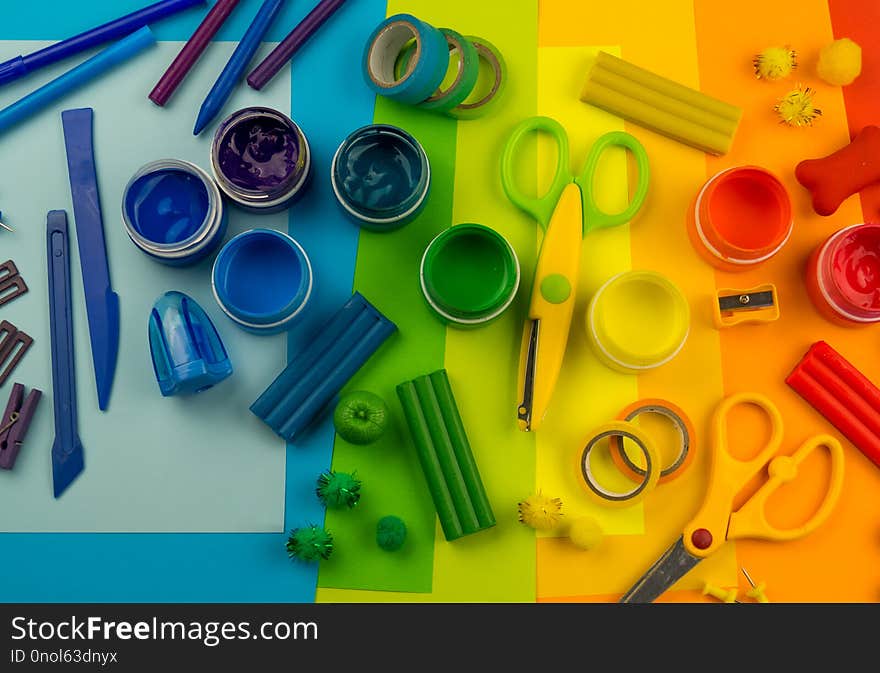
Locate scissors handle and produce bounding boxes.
[683,392,784,557]
[577,131,650,232]
[728,434,844,542]
[501,116,572,230]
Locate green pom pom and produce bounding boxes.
[376,515,407,551]
[333,391,389,445]
[316,470,362,509]
[286,525,334,562]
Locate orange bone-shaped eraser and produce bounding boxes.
[795,125,880,216]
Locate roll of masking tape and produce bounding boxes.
[575,421,660,508]
[363,14,449,105]
[447,36,507,120]
[610,399,695,484]
[394,28,480,113]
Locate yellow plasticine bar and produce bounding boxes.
[581,80,734,155]
[581,52,740,155]
[591,51,741,122]
[587,66,738,137]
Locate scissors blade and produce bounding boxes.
[619,536,703,603]
[517,319,540,431]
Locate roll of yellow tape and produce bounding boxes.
[574,421,660,508]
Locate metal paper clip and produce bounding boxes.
[0,382,42,470]
[0,320,33,387]
[713,283,779,328]
[0,260,28,307]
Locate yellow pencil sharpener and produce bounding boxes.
[586,270,690,374]
[712,283,779,328]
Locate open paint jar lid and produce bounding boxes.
[587,270,690,372]
[420,223,520,327]
[211,228,313,334]
[211,107,312,213]
[689,166,792,270]
[331,124,430,231]
[122,159,227,266]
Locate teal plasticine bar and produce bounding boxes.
[397,369,495,541]
[0,27,156,135]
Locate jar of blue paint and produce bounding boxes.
[122,159,227,266]
[210,107,312,213]
[331,124,430,231]
[211,229,313,335]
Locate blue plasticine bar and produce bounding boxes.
[251,292,397,442]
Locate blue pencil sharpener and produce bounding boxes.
[149,291,233,396]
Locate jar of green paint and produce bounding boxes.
[419,223,520,328]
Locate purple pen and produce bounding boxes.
[247,0,349,90]
[149,0,242,106]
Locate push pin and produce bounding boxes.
[0,211,11,232]
[702,581,740,603]
[713,283,780,328]
[742,567,770,603]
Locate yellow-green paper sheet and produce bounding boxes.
[318,0,538,600]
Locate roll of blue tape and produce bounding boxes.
[363,14,449,105]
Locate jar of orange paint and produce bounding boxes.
[806,223,880,326]
[687,166,793,271]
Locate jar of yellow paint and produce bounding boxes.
[586,271,690,373]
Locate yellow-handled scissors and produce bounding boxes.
[620,392,845,603]
[501,116,650,432]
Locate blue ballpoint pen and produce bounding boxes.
[193,0,286,135]
[0,0,204,87]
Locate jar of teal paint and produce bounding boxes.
[331,124,430,231]
[420,223,520,328]
[122,159,227,266]
[211,228,314,335]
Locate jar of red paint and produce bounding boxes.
[687,166,793,271]
[806,223,880,326]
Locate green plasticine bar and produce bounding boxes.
[397,370,495,541]
[427,370,494,529]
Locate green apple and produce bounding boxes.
[333,391,389,445]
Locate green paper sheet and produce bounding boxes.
[318,0,538,599]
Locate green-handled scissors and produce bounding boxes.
[501,116,650,432]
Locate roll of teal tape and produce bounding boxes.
[394,28,480,114]
[363,14,449,105]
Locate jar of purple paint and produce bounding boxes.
[210,107,312,213]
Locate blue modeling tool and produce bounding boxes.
[0,0,203,87]
[194,0,285,136]
[251,292,397,442]
[62,108,119,412]
[47,210,85,499]
[0,27,156,136]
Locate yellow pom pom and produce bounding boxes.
[753,46,797,81]
[568,516,604,551]
[517,491,563,531]
[774,86,822,127]
[817,38,862,86]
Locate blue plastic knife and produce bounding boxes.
[61,108,119,411]
[48,210,85,498]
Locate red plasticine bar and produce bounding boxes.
[786,340,880,468]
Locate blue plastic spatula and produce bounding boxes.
[47,210,84,498]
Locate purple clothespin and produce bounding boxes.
[0,382,42,470]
